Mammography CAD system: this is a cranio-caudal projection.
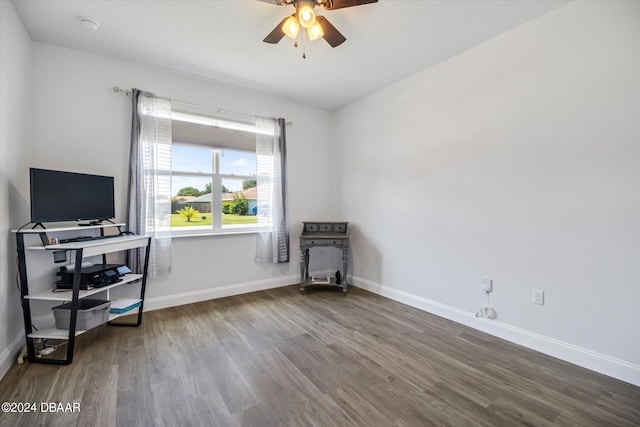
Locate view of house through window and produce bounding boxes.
[171,143,258,232]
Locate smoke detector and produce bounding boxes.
[79,17,100,31]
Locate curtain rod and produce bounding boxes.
[113,86,132,95]
[112,86,292,125]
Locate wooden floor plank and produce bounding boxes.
[0,285,638,427]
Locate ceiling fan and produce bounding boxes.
[261,0,378,48]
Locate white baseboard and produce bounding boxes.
[143,274,298,312]
[0,331,26,381]
[353,276,640,387]
[22,275,300,325]
[8,274,636,387]
[0,275,297,381]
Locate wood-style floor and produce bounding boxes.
[1,285,638,426]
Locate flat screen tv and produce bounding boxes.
[30,168,115,224]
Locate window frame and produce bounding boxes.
[171,142,259,237]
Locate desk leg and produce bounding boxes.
[342,248,349,293]
[299,248,309,292]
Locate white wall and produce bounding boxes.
[4,0,638,387]
[27,43,335,306]
[0,1,32,378]
[333,0,640,383]
[1,34,339,377]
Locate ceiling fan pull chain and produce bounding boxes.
[302,30,308,58]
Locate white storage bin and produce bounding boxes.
[52,299,111,330]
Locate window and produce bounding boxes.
[170,108,261,235]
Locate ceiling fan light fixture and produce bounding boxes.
[297,3,316,28]
[308,22,324,41]
[282,15,300,39]
[263,0,378,50]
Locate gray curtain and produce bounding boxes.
[277,118,290,262]
[278,118,290,262]
[127,89,173,276]
[127,89,143,273]
[255,117,289,263]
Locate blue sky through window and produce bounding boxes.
[171,145,256,196]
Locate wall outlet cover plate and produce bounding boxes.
[533,289,544,305]
[482,277,493,292]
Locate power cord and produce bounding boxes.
[15,255,22,295]
[37,341,66,357]
[476,291,497,319]
[16,221,32,232]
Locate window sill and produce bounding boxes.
[171,228,266,239]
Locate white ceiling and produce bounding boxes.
[12,0,570,111]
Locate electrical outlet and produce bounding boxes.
[481,277,493,292]
[533,289,544,305]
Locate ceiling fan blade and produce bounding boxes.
[321,0,378,10]
[263,16,290,44]
[316,16,346,48]
[256,0,285,5]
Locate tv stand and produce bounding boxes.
[13,222,151,365]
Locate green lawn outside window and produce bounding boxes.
[171,213,257,227]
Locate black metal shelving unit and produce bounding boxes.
[14,223,151,365]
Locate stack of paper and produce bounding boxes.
[109,298,141,314]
